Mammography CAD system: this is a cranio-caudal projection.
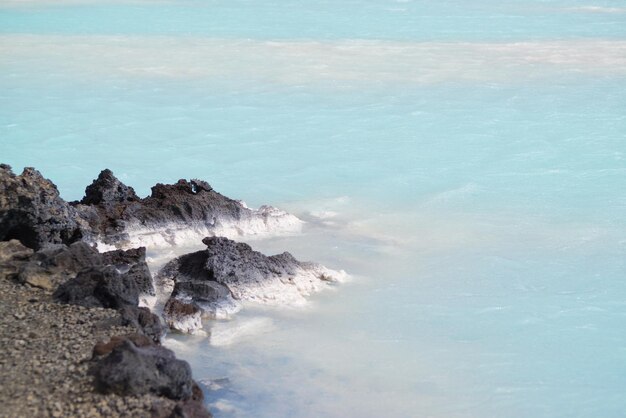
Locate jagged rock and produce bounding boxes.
[54,267,139,309]
[163,299,203,335]
[32,241,103,272]
[157,237,346,333]
[12,242,102,289]
[81,169,139,205]
[167,398,213,418]
[73,169,302,249]
[0,165,90,249]
[92,333,154,358]
[93,339,194,400]
[102,247,155,297]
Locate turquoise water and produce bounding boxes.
[2,1,626,417]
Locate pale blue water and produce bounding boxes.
[1,1,626,417]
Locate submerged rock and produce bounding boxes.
[158,236,346,333]
[0,165,89,250]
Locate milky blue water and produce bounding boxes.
[2,1,626,417]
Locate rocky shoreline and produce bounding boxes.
[0,165,345,417]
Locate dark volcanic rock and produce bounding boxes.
[157,237,344,333]
[75,171,244,238]
[0,165,89,250]
[81,169,139,205]
[172,281,231,304]
[103,247,154,296]
[5,241,103,290]
[1,165,299,250]
[93,339,194,400]
[54,267,139,309]
[119,305,164,342]
[73,169,300,248]
[162,298,203,334]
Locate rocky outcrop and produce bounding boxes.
[73,170,302,249]
[1,164,301,251]
[91,334,211,417]
[54,267,140,309]
[158,236,346,332]
[102,246,155,306]
[0,165,89,250]
[93,338,193,399]
[0,237,162,341]
[81,169,139,206]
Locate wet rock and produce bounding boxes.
[172,281,231,304]
[93,340,193,400]
[162,299,203,335]
[157,237,345,328]
[0,165,89,250]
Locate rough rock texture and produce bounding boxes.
[0,246,210,417]
[102,246,155,297]
[54,267,140,309]
[81,169,139,206]
[157,237,346,332]
[1,164,300,251]
[93,339,193,399]
[0,237,162,343]
[163,298,204,334]
[119,305,164,343]
[73,170,301,249]
[0,165,89,250]
[0,270,182,418]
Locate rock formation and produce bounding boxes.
[0,165,89,250]
[0,164,301,251]
[158,236,346,332]
[74,169,302,249]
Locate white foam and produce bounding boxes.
[224,263,348,307]
[208,317,275,347]
[196,298,242,320]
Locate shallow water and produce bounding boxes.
[2,1,626,417]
